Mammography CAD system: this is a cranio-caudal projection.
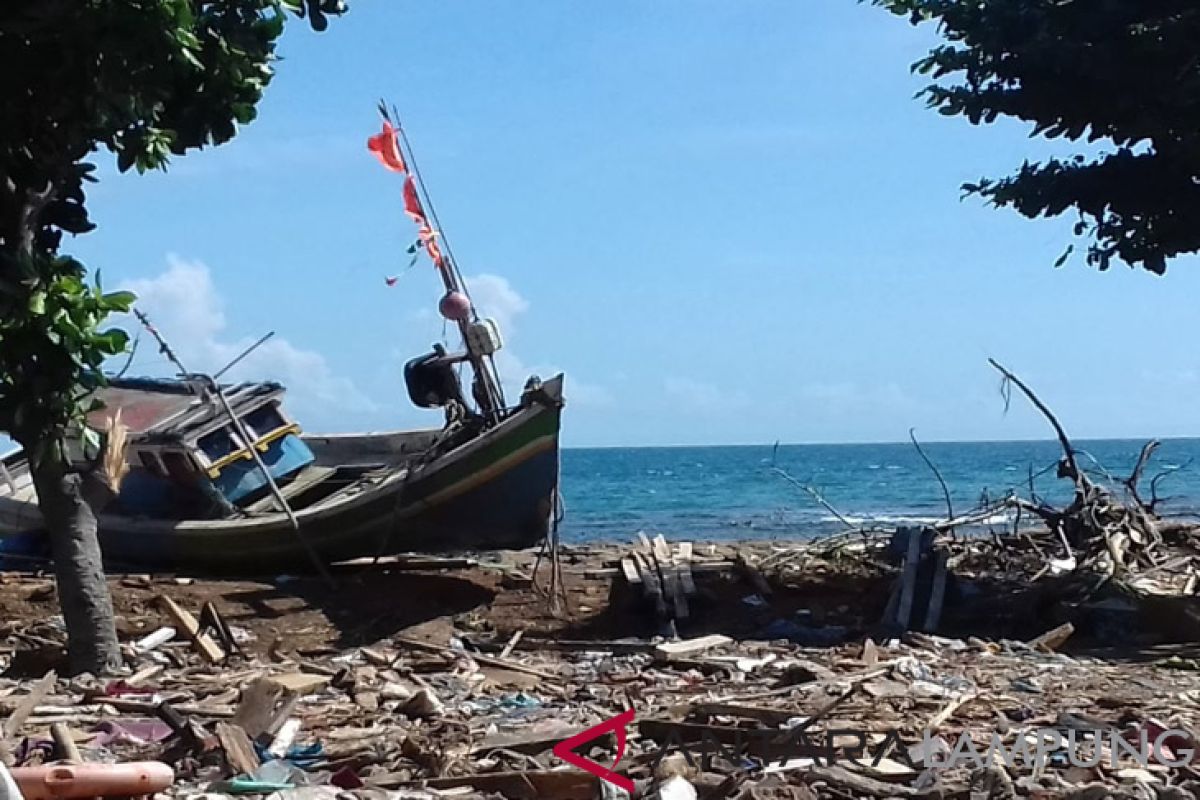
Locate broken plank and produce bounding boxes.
[926,693,978,733]
[231,677,294,738]
[265,672,331,695]
[638,719,826,762]
[499,630,524,660]
[690,701,799,726]
[158,595,225,663]
[654,634,731,659]
[677,542,696,595]
[652,533,671,562]
[619,557,641,585]
[3,670,56,740]
[49,722,82,763]
[394,636,560,682]
[922,550,949,632]
[1027,621,1075,652]
[409,770,597,800]
[215,722,260,776]
[469,724,588,755]
[806,765,923,798]
[632,551,667,618]
[895,527,923,630]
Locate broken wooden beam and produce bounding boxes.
[654,634,732,660]
[1027,621,1074,652]
[158,595,225,663]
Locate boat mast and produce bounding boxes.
[386,107,507,422]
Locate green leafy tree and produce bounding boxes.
[873,1,1200,274]
[0,0,342,674]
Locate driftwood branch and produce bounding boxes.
[987,358,1082,489]
[909,428,953,520]
[771,467,858,532]
[1125,439,1161,511]
[1149,458,1191,513]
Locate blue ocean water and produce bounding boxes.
[557,439,1200,543]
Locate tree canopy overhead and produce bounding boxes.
[874,0,1200,274]
[0,0,342,674]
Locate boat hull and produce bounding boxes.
[0,377,564,572]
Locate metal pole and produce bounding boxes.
[206,377,336,588]
[214,331,275,380]
[390,115,507,419]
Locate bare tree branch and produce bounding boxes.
[987,358,1083,490]
[909,427,953,520]
[771,466,858,532]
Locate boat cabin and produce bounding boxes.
[88,377,315,518]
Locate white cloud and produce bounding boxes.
[465,273,530,333]
[456,273,610,408]
[663,376,750,413]
[118,257,378,425]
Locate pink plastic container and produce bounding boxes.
[11,761,175,799]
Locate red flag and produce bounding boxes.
[367,121,407,173]
[420,226,445,266]
[402,175,426,224]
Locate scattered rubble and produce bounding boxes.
[2,536,1200,799]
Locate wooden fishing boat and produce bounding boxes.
[0,373,563,571]
[0,111,565,571]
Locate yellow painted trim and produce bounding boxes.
[404,433,557,514]
[204,424,300,478]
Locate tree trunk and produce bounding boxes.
[27,445,121,676]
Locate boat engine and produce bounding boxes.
[404,345,468,410]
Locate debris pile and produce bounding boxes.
[3,543,1200,799]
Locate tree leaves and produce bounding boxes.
[0,0,345,445]
[873,0,1200,274]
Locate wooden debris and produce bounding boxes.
[265,671,331,695]
[411,769,597,800]
[394,636,561,682]
[158,595,225,663]
[736,554,773,597]
[231,677,296,738]
[619,557,641,585]
[922,549,949,632]
[215,721,260,775]
[925,692,978,733]
[654,634,732,660]
[1028,621,1075,652]
[895,527,923,630]
[2,670,56,742]
[690,701,798,726]
[49,722,81,763]
[499,630,525,660]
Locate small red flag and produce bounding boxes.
[402,175,426,224]
[421,227,445,266]
[367,121,407,173]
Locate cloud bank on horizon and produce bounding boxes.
[114,258,611,434]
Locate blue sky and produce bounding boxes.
[70,0,1200,447]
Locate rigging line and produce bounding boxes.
[387,104,506,412]
[390,106,469,297]
[114,334,140,378]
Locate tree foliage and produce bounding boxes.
[0,0,340,674]
[0,0,340,448]
[874,0,1200,274]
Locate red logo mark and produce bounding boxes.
[553,708,635,792]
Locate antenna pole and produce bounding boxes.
[133,309,189,376]
[389,111,507,419]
